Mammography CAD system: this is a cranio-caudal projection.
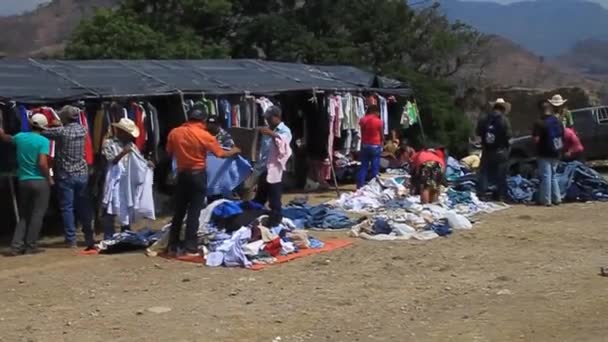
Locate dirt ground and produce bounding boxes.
[1,198,608,342]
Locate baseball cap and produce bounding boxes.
[58,105,80,121]
[207,116,218,124]
[30,113,49,129]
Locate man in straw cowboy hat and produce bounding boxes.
[100,117,148,240]
[0,114,52,256]
[533,95,566,206]
[476,98,513,202]
[43,105,95,250]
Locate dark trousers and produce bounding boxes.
[169,170,207,253]
[101,211,131,240]
[12,180,50,251]
[254,172,283,227]
[477,149,509,200]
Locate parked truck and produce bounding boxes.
[509,106,608,174]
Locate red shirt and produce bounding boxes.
[412,149,446,170]
[563,128,584,154]
[359,114,383,145]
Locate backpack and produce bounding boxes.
[481,114,507,148]
[543,115,564,154]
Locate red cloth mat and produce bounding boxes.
[250,239,353,271]
[159,253,205,264]
[156,239,353,270]
[78,249,100,256]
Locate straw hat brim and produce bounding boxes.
[489,101,512,114]
[112,122,140,138]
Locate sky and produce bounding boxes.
[461,0,608,7]
[0,0,50,16]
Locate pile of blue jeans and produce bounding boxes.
[507,175,538,203]
[505,162,608,203]
[282,203,355,229]
[558,162,608,202]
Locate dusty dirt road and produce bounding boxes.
[1,202,608,342]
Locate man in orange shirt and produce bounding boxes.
[166,108,241,256]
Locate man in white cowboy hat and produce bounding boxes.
[533,95,565,206]
[548,94,573,128]
[475,98,513,202]
[100,117,145,240]
[0,114,52,256]
[43,105,95,250]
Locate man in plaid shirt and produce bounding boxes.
[43,106,95,250]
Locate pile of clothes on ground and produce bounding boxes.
[507,161,608,203]
[145,199,328,268]
[330,161,508,241]
[98,228,165,254]
[282,197,358,230]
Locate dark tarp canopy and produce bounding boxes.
[0,59,412,103]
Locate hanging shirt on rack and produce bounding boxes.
[132,103,147,152]
[378,95,389,135]
[256,97,274,115]
[219,99,232,128]
[78,110,95,165]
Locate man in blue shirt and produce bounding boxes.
[0,114,52,256]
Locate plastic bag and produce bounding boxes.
[445,211,473,230]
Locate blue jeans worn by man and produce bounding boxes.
[57,174,95,247]
[477,148,509,201]
[357,144,382,188]
[537,158,562,206]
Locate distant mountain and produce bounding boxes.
[452,35,598,90]
[440,0,608,56]
[558,39,608,77]
[0,0,119,57]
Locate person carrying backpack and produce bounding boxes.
[533,97,565,206]
[476,98,512,202]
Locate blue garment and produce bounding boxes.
[219,99,232,128]
[428,220,452,237]
[507,175,537,203]
[282,203,355,229]
[447,189,474,205]
[446,157,465,181]
[538,158,561,205]
[357,144,382,188]
[18,106,30,132]
[212,201,244,218]
[206,153,252,196]
[558,161,608,202]
[372,219,392,235]
[309,237,324,249]
[99,228,163,253]
[309,205,355,229]
[57,174,94,246]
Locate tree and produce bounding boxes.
[65,0,484,151]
